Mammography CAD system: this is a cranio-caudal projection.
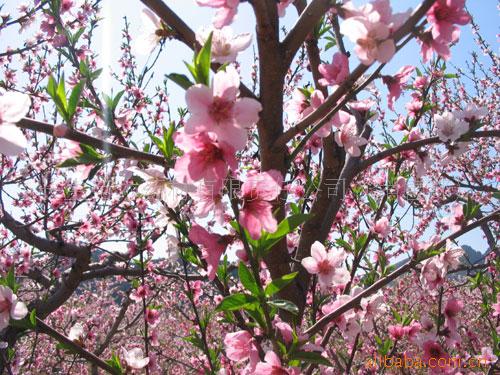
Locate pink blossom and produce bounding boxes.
[492,295,500,317]
[318,53,350,86]
[382,65,415,110]
[427,0,470,43]
[439,240,463,269]
[132,8,164,55]
[122,347,149,370]
[145,308,160,327]
[254,351,298,375]
[189,184,226,224]
[224,330,258,362]
[477,347,498,365]
[422,340,450,372]
[174,131,237,191]
[395,176,407,207]
[443,298,463,331]
[388,324,405,340]
[185,66,262,150]
[0,91,31,156]
[441,204,464,232]
[371,217,390,239]
[196,0,240,28]
[455,103,487,122]
[0,286,28,330]
[239,170,283,240]
[277,0,294,17]
[334,115,368,156]
[196,26,252,64]
[420,258,446,291]
[434,111,469,142]
[418,30,455,62]
[189,224,229,280]
[301,241,349,290]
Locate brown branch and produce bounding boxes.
[139,0,257,99]
[17,118,166,165]
[35,318,120,374]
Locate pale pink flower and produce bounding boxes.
[492,295,500,317]
[434,111,469,142]
[441,204,464,232]
[360,292,386,331]
[334,115,368,156]
[0,286,28,330]
[132,8,164,55]
[427,0,470,43]
[477,347,498,365]
[174,131,237,191]
[439,240,463,270]
[418,30,456,62]
[185,66,262,150]
[254,351,298,375]
[420,258,446,291]
[382,65,415,110]
[0,91,30,156]
[239,170,283,240]
[189,184,226,224]
[122,347,149,370]
[340,16,395,64]
[131,167,195,208]
[277,0,294,17]
[196,26,252,64]
[224,330,258,362]
[68,323,85,342]
[371,217,390,239]
[455,103,487,122]
[318,53,350,86]
[301,241,349,290]
[189,224,229,280]
[395,176,407,207]
[196,0,240,28]
[284,89,309,123]
[442,142,469,165]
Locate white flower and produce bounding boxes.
[434,111,469,142]
[0,286,28,330]
[132,8,165,55]
[455,104,487,122]
[0,91,31,156]
[131,167,195,208]
[196,26,252,64]
[68,323,84,342]
[122,347,150,370]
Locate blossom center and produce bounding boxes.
[316,259,332,275]
[209,97,233,123]
[203,143,224,164]
[0,299,11,314]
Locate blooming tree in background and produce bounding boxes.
[0,0,499,374]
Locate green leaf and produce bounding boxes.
[106,353,123,374]
[259,214,311,252]
[267,299,299,315]
[195,32,213,86]
[264,272,298,297]
[29,310,37,328]
[238,262,260,296]
[67,80,85,122]
[167,73,194,90]
[6,267,16,292]
[215,293,259,312]
[367,195,378,211]
[289,351,333,367]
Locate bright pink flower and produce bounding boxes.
[334,114,368,156]
[185,66,262,150]
[189,224,229,280]
[174,131,237,190]
[371,217,390,239]
[418,30,455,62]
[285,90,334,137]
[439,240,463,269]
[239,170,283,240]
[130,285,151,303]
[145,308,160,327]
[254,351,298,375]
[388,324,405,340]
[275,321,293,344]
[0,286,28,330]
[444,298,463,331]
[0,91,30,156]
[301,241,349,290]
[224,330,258,362]
[382,65,415,110]
[196,0,240,28]
[318,53,350,86]
[427,0,470,43]
[422,341,451,373]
